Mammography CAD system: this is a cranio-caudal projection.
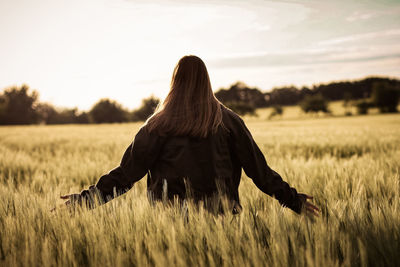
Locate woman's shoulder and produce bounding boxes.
[221,105,245,126]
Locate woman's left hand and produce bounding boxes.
[299,193,320,218]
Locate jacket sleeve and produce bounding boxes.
[77,126,163,208]
[229,113,303,214]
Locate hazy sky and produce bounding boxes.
[1,0,399,110]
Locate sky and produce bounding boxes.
[0,0,399,110]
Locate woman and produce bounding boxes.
[60,55,319,217]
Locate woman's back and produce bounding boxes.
[147,106,240,207]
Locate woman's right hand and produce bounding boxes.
[298,193,320,218]
[50,194,81,213]
[60,194,81,207]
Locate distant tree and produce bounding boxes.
[76,112,90,124]
[215,82,267,108]
[300,94,329,113]
[299,86,313,99]
[36,103,58,124]
[215,82,265,116]
[89,99,128,123]
[371,81,400,113]
[0,95,7,120]
[268,105,283,119]
[52,108,79,124]
[354,100,371,115]
[267,86,302,106]
[225,101,256,116]
[272,105,283,115]
[131,95,160,121]
[0,84,39,124]
[343,92,353,116]
[36,103,89,124]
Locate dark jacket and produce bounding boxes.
[79,106,303,214]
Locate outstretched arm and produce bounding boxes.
[60,125,164,209]
[229,113,318,216]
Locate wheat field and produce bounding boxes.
[0,113,399,267]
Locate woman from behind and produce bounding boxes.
[60,55,319,217]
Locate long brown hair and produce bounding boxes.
[146,55,223,138]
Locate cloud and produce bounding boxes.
[345,11,378,22]
[316,29,400,46]
[209,49,400,69]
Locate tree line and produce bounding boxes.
[0,76,399,125]
[0,85,159,125]
[215,76,400,115]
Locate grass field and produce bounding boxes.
[0,113,399,266]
